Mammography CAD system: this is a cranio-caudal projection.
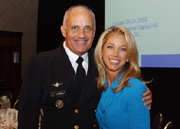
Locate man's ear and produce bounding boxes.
[93,27,96,36]
[60,25,66,37]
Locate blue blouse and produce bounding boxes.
[95,77,150,129]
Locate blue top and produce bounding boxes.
[95,76,150,129]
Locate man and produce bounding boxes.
[18,5,152,129]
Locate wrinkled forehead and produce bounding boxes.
[67,7,95,27]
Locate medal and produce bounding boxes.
[55,100,64,108]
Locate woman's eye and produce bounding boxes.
[121,48,126,51]
[107,46,113,48]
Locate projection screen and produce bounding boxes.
[105,0,180,67]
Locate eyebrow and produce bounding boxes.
[85,25,93,28]
[71,24,93,27]
[106,43,126,47]
[71,25,79,27]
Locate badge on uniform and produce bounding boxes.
[50,92,56,97]
[52,82,63,87]
[50,90,66,97]
[56,90,66,97]
[55,100,64,108]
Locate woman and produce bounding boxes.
[94,26,150,129]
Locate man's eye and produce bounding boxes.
[85,27,91,31]
[72,27,78,30]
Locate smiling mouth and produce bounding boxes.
[75,40,87,44]
[110,59,120,64]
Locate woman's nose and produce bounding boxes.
[113,49,119,56]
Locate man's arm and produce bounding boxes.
[143,86,152,110]
[18,55,43,129]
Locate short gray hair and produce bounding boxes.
[62,5,96,29]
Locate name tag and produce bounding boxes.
[50,90,66,97]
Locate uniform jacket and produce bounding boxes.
[18,42,101,129]
[95,77,150,129]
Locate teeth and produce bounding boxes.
[110,59,119,63]
[77,40,85,43]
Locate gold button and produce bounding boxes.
[94,124,96,128]
[75,109,79,113]
[74,125,79,129]
[94,109,97,112]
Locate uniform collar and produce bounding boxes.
[63,41,88,74]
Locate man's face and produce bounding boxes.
[61,7,96,56]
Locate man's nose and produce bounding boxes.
[77,29,85,38]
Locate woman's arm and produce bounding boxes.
[127,78,151,129]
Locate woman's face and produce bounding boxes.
[102,34,128,75]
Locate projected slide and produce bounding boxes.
[105,0,180,67]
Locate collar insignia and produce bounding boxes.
[52,82,63,87]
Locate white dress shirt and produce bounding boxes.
[63,41,88,75]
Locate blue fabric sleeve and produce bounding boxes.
[127,78,150,129]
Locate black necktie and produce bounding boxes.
[76,57,86,86]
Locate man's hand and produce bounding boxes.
[143,86,152,110]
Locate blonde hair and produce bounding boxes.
[94,26,143,93]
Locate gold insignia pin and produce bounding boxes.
[52,82,63,87]
[50,92,56,97]
[55,100,64,109]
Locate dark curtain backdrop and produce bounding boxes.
[141,68,180,129]
[37,0,180,128]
